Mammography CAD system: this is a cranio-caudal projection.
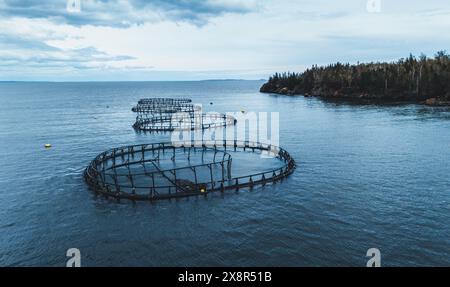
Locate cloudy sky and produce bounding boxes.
[0,0,449,81]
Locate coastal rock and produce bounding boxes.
[425,98,438,105]
[259,82,274,93]
[279,87,290,95]
[424,97,450,106]
[311,87,322,97]
[292,85,303,95]
[260,80,450,106]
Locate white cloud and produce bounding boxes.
[0,0,450,80]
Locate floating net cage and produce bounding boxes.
[133,113,237,132]
[138,98,192,105]
[84,97,296,201]
[132,98,236,132]
[84,140,296,201]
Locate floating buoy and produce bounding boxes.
[210,102,213,105]
[44,144,52,148]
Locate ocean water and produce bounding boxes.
[1,80,450,267]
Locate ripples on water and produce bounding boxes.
[1,81,450,266]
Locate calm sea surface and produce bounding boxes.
[1,80,450,266]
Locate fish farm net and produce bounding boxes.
[132,98,236,132]
[84,140,296,201]
[138,98,192,105]
[84,97,296,201]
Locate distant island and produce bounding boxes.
[260,52,450,106]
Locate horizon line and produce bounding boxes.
[0,79,268,83]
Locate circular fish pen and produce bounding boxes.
[84,140,296,201]
[138,98,192,105]
[133,113,237,132]
[132,102,201,114]
[85,97,296,201]
[132,98,236,132]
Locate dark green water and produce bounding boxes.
[1,80,450,266]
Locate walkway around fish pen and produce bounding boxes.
[138,98,192,105]
[133,113,237,132]
[84,140,296,201]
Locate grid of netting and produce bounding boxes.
[84,97,296,201]
[138,98,192,105]
[132,98,236,132]
[84,140,296,201]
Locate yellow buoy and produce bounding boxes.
[44,144,52,148]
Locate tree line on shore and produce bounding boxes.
[260,51,450,104]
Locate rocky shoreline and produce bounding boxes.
[260,52,450,107]
[260,84,450,106]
